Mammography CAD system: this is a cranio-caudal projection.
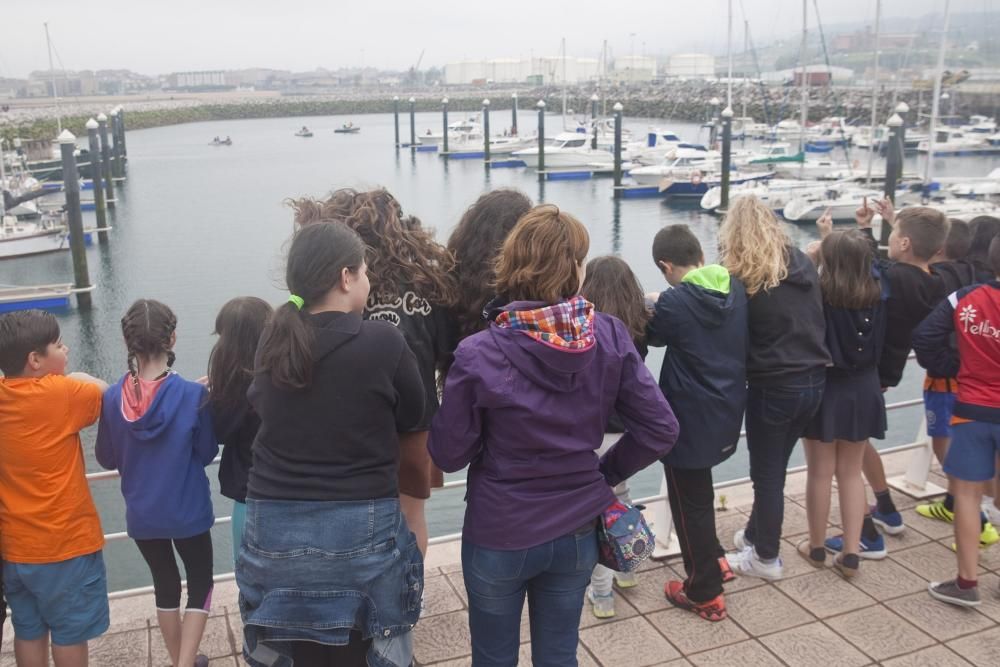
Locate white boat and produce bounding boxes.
[446,132,534,155]
[739,142,803,167]
[511,132,623,169]
[962,115,997,135]
[628,149,722,186]
[935,168,1000,197]
[700,178,831,212]
[917,129,986,155]
[0,214,69,259]
[896,198,1000,222]
[853,126,891,150]
[420,118,481,148]
[782,184,884,222]
[628,129,690,165]
[774,157,858,180]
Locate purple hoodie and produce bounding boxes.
[428,301,679,550]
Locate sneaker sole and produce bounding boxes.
[613,579,638,589]
[928,584,981,607]
[872,517,906,536]
[825,544,887,560]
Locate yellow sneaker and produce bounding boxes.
[916,500,954,523]
[949,522,1000,551]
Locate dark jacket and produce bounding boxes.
[211,400,259,503]
[932,260,978,296]
[822,266,889,375]
[746,246,830,386]
[877,262,946,388]
[247,311,425,502]
[429,304,678,550]
[647,265,748,469]
[365,288,451,431]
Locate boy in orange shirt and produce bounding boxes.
[0,310,110,667]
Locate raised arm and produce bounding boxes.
[428,345,484,473]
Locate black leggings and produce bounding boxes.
[135,531,214,611]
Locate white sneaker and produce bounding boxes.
[733,528,753,551]
[586,585,616,619]
[725,545,784,581]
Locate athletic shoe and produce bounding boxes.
[194,656,209,667]
[718,556,736,583]
[824,533,887,560]
[586,586,616,619]
[725,545,783,581]
[614,571,638,589]
[928,579,981,607]
[796,539,826,568]
[664,580,727,622]
[733,528,753,551]
[949,522,1000,551]
[916,500,954,523]
[870,506,906,535]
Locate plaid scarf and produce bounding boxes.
[495,296,596,351]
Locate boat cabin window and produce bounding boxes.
[562,139,587,148]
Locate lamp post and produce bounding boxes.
[537,100,546,179]
[720,106,734,211]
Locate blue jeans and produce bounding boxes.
[231,500,247,563]
[743,370,825,560]
[462,526,598,667]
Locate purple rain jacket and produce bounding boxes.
[428,302,679,550]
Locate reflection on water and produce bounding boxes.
[4,111,995,589]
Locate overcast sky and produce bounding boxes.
[0,0,985,77]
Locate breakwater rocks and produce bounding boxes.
[3,82,998,142]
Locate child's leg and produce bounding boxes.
[932,437,950,466]
[398,430,431,557]
[835,440,868,557]
[14,637,50,667]
[954,478,983,580]
[135,538,183,666]
[803,439,835,550]
[50,641,89,667]
[175,531,214,667]
[862,441,891,498]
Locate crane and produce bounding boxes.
[409,49,426,86]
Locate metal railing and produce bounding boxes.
[95,361,934,599]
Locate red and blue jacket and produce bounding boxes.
[913,281,1000,424]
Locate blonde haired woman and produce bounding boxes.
[720,196,830,580]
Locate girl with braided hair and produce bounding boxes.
[96,299,218,667]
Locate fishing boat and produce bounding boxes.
[334,123,361,134]
[294,127,314,138]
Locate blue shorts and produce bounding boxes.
[3,551,109,646]
[924,390,957,438]
[943,421,1000,482]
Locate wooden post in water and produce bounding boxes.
[409,97,416,150]
[111,110,123,179]
[482,99,491,163]
[880,112,904,253]
[441,98,449,154]
[97,113,115,207]
[59,130,92,309]
[393,96,400,148]
[85,119,108,244]
[117,106,127,157]
[511,92,518,136]
[536,100,546,181]
[590,93,599,149]
[720,106,733,211]
[613,102,623,198]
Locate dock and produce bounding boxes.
[5,449,996,666]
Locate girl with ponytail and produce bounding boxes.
[96,299,218,667]
[238,221,426,667]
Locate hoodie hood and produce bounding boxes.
[677,265,742,329]
[782,245,819,290]
[932,259,978,295]
[490,299,597,393]
[309,310,363,360]
[119,372,186,440]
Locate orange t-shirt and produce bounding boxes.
[0,374,105,563]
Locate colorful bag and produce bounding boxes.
[597,501,655,572]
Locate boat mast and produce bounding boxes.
[798,0,808,155]
[44,22,62,134]
[865,0,881,185]
[924,0,951,189]
[561,37,568,129]
[742,20,749,122]
[727,0,733,110]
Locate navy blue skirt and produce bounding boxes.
[803,367,887,442]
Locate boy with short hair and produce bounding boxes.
[826,203,951,558]
[0,310,110,667]
[647,224,748,622]
[914,237,1000,606]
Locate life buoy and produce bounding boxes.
[691,170,704,186]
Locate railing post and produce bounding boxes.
[650,475,681,559]
[887,415,948,498]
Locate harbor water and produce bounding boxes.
[3,110,997,591]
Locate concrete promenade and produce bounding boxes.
[2,450,998,666]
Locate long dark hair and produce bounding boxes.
[121,299,177,400]
[207,297,273,413]
[289,188,456,305]
[579,255,650,347]
[447,189,533,342]
[257,222,366,390]
[968,216,1000,278]
[819,230,881,309]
